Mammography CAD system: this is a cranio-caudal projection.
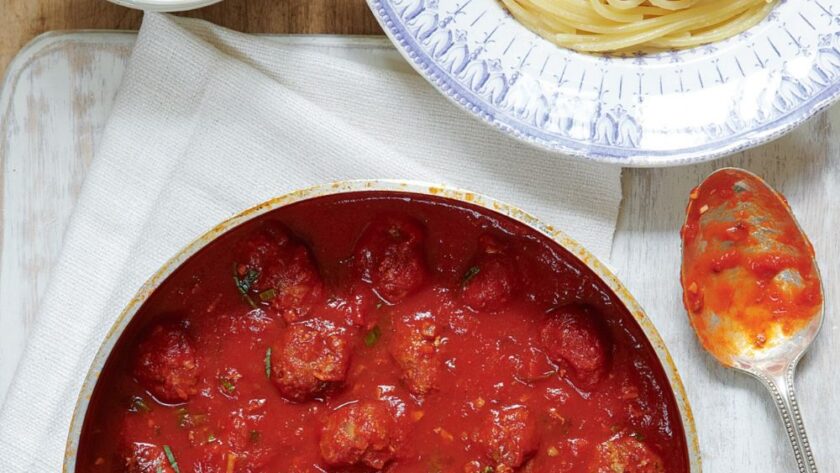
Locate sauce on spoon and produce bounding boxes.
[680,169,822,365]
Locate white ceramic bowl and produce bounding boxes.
[367,0,840,166]
[63,180,702,471]
[108,0,222,12]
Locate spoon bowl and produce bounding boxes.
[680,167,823,473]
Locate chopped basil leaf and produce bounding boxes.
[258,288,276,302]
[232,264,260,308]
[156,465,164,473]
[220,378,236,393]
[264,347,272,378]
[234,267,260,294]
[364,325,382,347]
[481,467,494,473]
[207,433,217,443]
[162,445,181,473]
[462,266,481,285]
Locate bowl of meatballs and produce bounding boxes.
[65,180,701,473]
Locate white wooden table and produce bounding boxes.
[1,32,838,472]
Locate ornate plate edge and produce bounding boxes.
[367,0,840,167]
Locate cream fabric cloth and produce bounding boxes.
[0,13,621,470]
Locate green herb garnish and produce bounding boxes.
[220,378,236,393]
[207,433,217,443]
[232,263,260,308]
[364,325,382,347]
[264,347,272,378]
[162,445,181,473]
[249,430,261,443]
[258,288,276,302]
[462,266,481,285]
[129,396,151,413]
[481,467,494,473]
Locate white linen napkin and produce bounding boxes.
[0,13,621,470]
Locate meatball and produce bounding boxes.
[590,437,665,473]
[389,311,442,395]
[270,319,352,402]
[235,221,324,322]
[133,323,199,404]
[355,216,428,304]
[320,401,403,469]
[462,234,518,312]
[540,305,610,389]
[476,405,539,472]
[124,443,175,473]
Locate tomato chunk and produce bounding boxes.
[473,405,539,472]
[462,234,518,312]
[123,443,175,473]
[236,221,324,322]
[541,305,611,389]
[319,401,403,469]
[590,437,665,473]
[389,311,442,395]
[270,319,352,402]
[133,323,198,404]
[354,215,428,304]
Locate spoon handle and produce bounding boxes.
[757,363,818,473]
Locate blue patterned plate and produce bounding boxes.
[367,0,840,166]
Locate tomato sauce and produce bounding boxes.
[681,169,822,364]
[77,192,688,473]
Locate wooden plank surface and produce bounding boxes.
[0,0,381,79]
[1,31,838,473]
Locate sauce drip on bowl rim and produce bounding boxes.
[77,191,689,473]
[680,168,823,366]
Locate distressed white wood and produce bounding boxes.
[613,111,840,473]
[0,31,837,472]
[0,32,134,406]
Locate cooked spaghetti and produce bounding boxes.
[500,0,776,53]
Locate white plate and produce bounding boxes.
[368,0,840,166]
[108,0,222,12]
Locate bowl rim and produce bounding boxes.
[62,179,702,471]
[107,0,223,12]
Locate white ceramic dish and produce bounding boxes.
[108,0,222,12]
[367,0,840,166]
[64,180,701,472]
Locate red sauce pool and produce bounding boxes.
[77,192,688,473]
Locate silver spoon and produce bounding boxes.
[680,168,823,473]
